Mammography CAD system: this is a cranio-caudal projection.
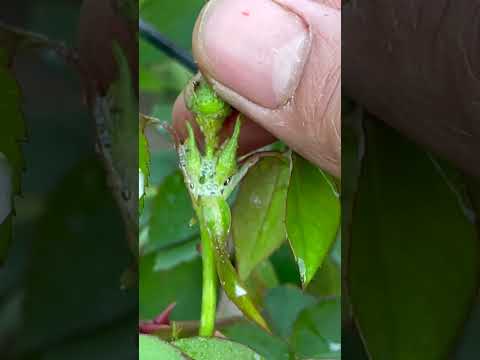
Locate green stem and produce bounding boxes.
[198,219,217,337]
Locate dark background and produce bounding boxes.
[0,1,137,358]
[342,0,480,359]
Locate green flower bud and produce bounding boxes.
[185,77,231,154]
[187,79,231,121]
[216,116,241,187]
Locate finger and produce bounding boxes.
[191,0,341,177]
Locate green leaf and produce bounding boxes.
[342,324,369,360]
[20,159,136,351]
[290,298,341,359]
[264,285,316,340]
[286,153,340,287]
[455,300,480,359]
[140,335,191,360]
[149,149,178,185]
[244,260,279,307]
[232,157,290,280]
[139,0,200,96]
[349,120,480,360]
[173,337,265,360]
[223,321,290,360]
[38,315,137,360]
[145,170,197,254]
[0,32,26,264]
[341,99,364,251]
[270,243,301,286]
[108,43,138,207]
[305,257,341,298]
[212,240,270,332]
[153,238,199,271]
[139,254,202,321]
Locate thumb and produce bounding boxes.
[192,0,341,176]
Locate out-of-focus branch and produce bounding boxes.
[139,19,197,72]
[0,21,76,65]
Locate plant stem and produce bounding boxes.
[198,219,217,337]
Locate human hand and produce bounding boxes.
[173,0,341,177]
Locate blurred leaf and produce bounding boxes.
[0,29,27,264]
[342,323,369,360]
[349,120,479,360]
[173,337,265,360]
[290,298,341,359]
[270,243,301,286]
[140,61,191,94]
[341,100,364,253]
[140,0,204,52]
[40,315,137,360]
[264,286,316,340]
[139,116,151,213]
[18,159,136,352]
[223,321,290,360]
[139,0,200,103]
[341,100,364,327]
[245,260,279,307]
[286,153,340,286]
[455,299,480,360]
[140,335,190,360]
[145,170,197,254]
[153,237,199,271]
[306,257,341,298]
[149,149,178,185]
[232,157,290,280]
[139,254,202,321]
[108,43,138,208]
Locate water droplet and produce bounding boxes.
[250,194,263,208]
[234,284,247,297]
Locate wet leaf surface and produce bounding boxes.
[286,154,340,286]
[349,120,479,359]
[233,157,290,280]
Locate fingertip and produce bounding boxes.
[172,91,193,139]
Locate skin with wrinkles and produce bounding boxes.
[343,0,480,177]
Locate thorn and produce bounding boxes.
[153,302,177,325]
